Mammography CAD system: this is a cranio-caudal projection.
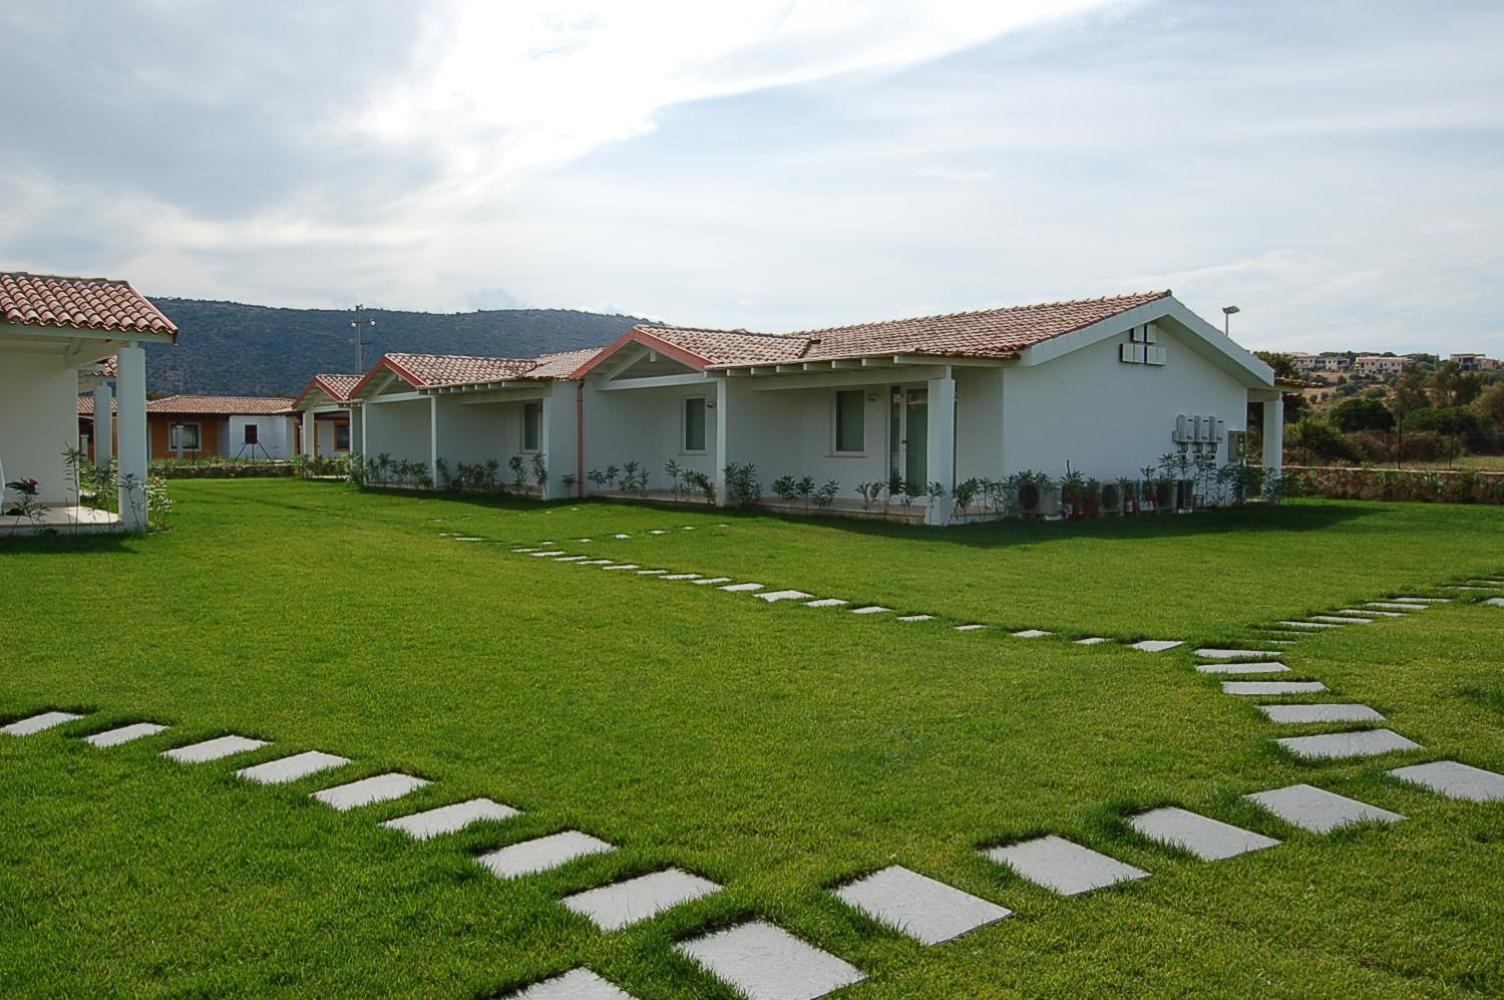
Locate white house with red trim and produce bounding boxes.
[292,374,362,458]
[350,349,599,495]
[1,272,177,533]
[570,290,1280,523]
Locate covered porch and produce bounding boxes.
[0,504,123,536]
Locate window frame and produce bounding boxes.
[243,422,260,446]
[334,422,351,451]
[522,400,543,452]
[682,395,707,454]
[832,389,866,456]
[169,422,202,451]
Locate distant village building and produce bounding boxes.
[1450,353,1499,372]
[1352,354,1416,377]
[1286,352,1351,373]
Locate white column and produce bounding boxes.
[302,410,316,457]
[1262,394,1284,487]
[115,344,149,532]
[92,381,113,470]
[925,369,956,525]
[712,377,729,507]
[428,396,439,488]
[350,407,364,457]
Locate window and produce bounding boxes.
[243,423,259,445]
[169,423,200,450]
[335,423,351,450]
[683,396,706,452]
[834,389,865,453]
[523,401,542,451]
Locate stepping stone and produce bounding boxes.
[804,598,849,608]
[1245,784,1404,834]
[578,559,615,566]
[1367,602,1422,611]
[984,835,1148,896]
[897,614,934,622]
[757,589,813,603]
[1485,598,1504,608]
[1266,640,1298,645]
[562,868,721,931]
[313,772,430,811]
[1196,661,1289,675]
[1336,608,1404,618]
[1196,648,1279,660]
[682,525,695,530]
[613,533,630,539]
[512,968,634,1000]
[636,569,667,575]
[1277,621,1342,629]
[576,537,593,543]
[384,797,521,840]
[1388,760,1504,802]
[1309,615,1371,624]
[1075,637,1110,645]
[236,750,350,785]
[554,556,590,563]
[163,734,268,763]
[851,606,891,615]
[455,536,483,542]
[2,711,85,736]
[512,547,538,553]
[675,921,865,1000]
[1129,640,1183,652]
[1390,597,1448,603]
[601,564,640,571]
[691,577,732,586]
[955,624,987,632]
[531,550,570,557]
[1276,729,1422,760]
[833,865,1011,945]
[478,830,615,879]
[1128,807,1280,861]
[84,722,168,747]
[648,529,668,535]
[1258,703,1386,724]
[720,583,765,593]
[661,573,701,580]
[1011,629,1052,638]
[1442,585,1493,591]
[1222,680,1327,696]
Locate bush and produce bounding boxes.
[1288,418,1357,463]
[1331,397,1394,432]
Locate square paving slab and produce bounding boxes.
[1310,615,1371,624]
[84,722,168,747]
[478,830,615,879]
[1390,597,1448,603]
[757,590,813,603]
[721,582,766,592]
[1257,703,1385,724]
[601,564,640,571]
[1011,629,1052,638]
[1337,608,1403,617]
[579,559,614,566]
[1485,597,1504,608]
[897,614,934,622]
[562,868,721,931]
[804,598,848,607]
[1129,640,1183,652]
[1196,661,1289,675]
[1196,648,1279,660]
[512,968,634,999]
[1245,784,1404,834]
[1223,680,1327,696]
[162,734,268,763]
[554,556,589,563]
[851,606,891,614]
[983,835,1149,896]
[636,569,667,575]
[675,921,865,1000]
[833,865,1011,945]
[236,750,350,785]
[1075,637,1110,645]
[690,577,732,586]
[1128,807,1279,860]
[384,797,521,839]
[2,711,85,736]
[313,772,430,811]
[1277,621,1342,629]
[1276,729,1422,760]
[1367,602,1422,611]
[1389,760,1504,802]
[954,624,987,632]
[661,573,700,580]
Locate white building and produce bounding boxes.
[1352,354,1416,377]
[0,272,177,533]
[292,374,362,458]
[1450,353,1499,372]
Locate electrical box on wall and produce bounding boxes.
[1173,413,1226,448]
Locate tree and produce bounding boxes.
[1474,382,1504,432]
[1404,406,1480,465]
[1391,367,1431,420]
[1288,418,1355,465]
[1429,361,1484,408]
[1330,397,1394,433]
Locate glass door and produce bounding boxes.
[888,386,928,487]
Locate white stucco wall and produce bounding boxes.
[0,352,79,504]
[731,380,892,499]
[227,414,296,460]
[999,326,1249,480]
[361,397,432,469]
[582,381,721,491]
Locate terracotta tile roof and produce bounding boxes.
[145,395,296,416]
[77,395,118,416]
[0,271,177,337]
[520,348,608,381]
[292,373,363,408]
[630,327,810,366]
[356,348,607,394]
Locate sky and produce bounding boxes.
[2,0,1501,354]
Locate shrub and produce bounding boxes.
[723,463,761,506]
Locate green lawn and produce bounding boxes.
[2,481,1502,998]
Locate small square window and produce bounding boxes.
[243,423,259,445]
[683,397,706,453]
[335,423,351,450]
[834,390,865,453]
[170,424,201,450]
[523,401,542,451]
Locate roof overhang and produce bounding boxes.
[570,328,713,379]
[420,378,552,397]
[349,357,425,400]
[293,376,357,410]
[713,353,1011,377]
[0,321,174,368]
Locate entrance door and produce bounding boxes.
[889,386,928,487]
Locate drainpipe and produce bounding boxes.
[575,382,585,498]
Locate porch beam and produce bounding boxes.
[747,367,949,392]
[594,372,712,392]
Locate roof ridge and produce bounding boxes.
[778,290,1172,339]
[1,270,133,286]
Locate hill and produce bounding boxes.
[142,298,650,395]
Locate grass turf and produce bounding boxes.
[2,480,1502,998]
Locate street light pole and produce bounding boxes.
[351,304,376,372]
[1222,304,1240,337]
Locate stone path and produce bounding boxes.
[84,722,168,747]
[313,772,429,811]
[1,711,84,736]
[236,750,350,785]
[1195,661,1289,675]
[833,865,1011,945]
[1276,729,1423,761]
[757,589,812,603]
[1222,680,1327,696]
[675,921,865,1000]
[384,798,520,840]
[804,598,848,608]
[562,868,720,931]
[1257,704,1385,724]
[513,968,634,999]
[163,734,268,763]
[1389,760,1504,802]
[983,835,1149,896]
[1245,784,1404,834]
[477,830,615,880]
[1128,807,1279,861]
